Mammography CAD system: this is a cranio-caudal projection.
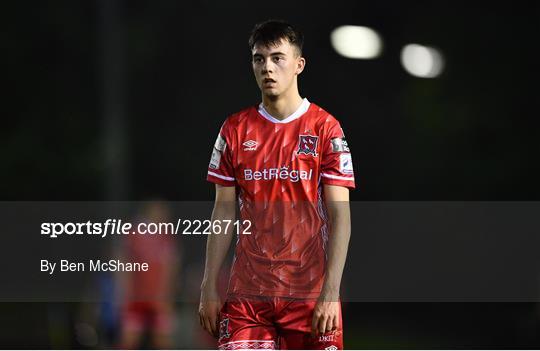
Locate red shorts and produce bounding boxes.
[217,295,343,350]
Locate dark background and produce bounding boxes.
[1,0,539,348]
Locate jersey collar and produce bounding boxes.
[257,98,310,124]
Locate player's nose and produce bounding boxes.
[261,59,274,74]
[261,66,271,74]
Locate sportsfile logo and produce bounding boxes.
[244,167,313,182]
[242,140,258,151]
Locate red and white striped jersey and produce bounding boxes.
[207,98,355,298]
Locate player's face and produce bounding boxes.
[252,39,305,98]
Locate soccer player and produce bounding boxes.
[200,20,354,350]
[118,201,179,349]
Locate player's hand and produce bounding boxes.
[198,286,222,338]
[311,300,340,337]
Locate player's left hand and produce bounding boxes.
[311,300,340,336]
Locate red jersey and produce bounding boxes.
[207,98,355,299]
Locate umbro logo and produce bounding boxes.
[243,140,258,151]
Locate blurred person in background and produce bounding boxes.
[200,20,354,349]
[117,200,181,349]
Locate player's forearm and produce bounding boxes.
[321,202,351,300]
[201,201,236,290]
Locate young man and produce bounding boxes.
[200,20,354,350]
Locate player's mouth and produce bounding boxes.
[263,78,276,86]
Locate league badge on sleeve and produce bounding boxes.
[210,134,226,169]
[339,153,354,174]
[214,134,226,152]
[331,137,350,153]
[209,148,221,169]
[297,135,319,157]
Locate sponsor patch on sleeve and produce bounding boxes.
[214,134,226,152]
[209,148,222,169]
[339,153,354,174]
[331,137,350,153]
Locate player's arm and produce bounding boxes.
[199,184,236,337]
[312,184,351,335]
[321,184,351,299]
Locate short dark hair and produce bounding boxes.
[248,20,304,56]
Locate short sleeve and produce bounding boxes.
[207,120,236,187]
[320,118,356,189]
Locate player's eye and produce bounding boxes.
[273,57,283,62]
[253,57,263,63]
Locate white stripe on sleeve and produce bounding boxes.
[321,173,354,181]
[208,171,235,181]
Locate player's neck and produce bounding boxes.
[261,91,304,121]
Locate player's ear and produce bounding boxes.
[296,56,306,75]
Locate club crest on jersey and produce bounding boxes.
[219,318,230,341]
[297,135,318,157]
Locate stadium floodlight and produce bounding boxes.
[401,44,445,78]
[330,25,383,59]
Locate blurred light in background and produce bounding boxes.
[330,25,383,59]
[401,44,445,78]
[74,322,98,347]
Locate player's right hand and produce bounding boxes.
[198,287,222,338]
